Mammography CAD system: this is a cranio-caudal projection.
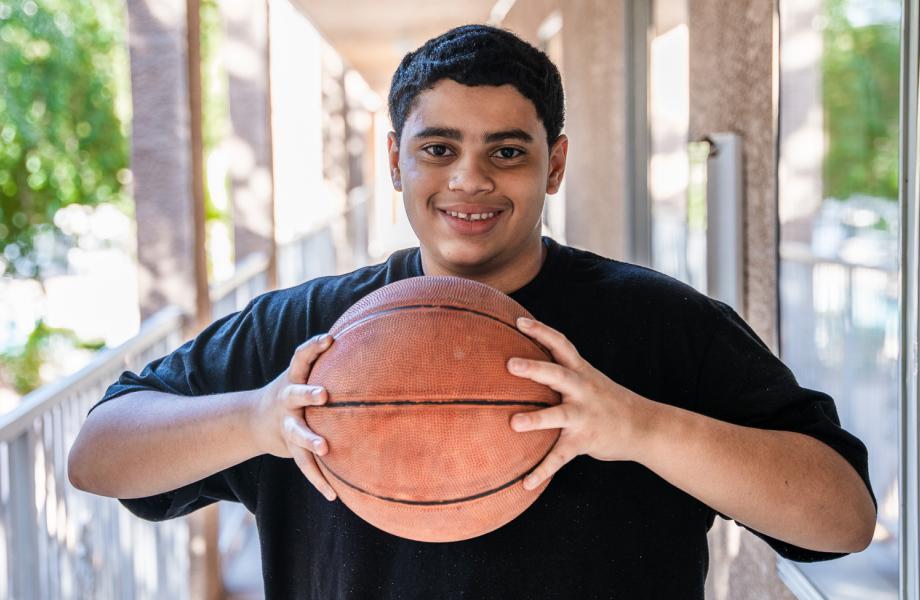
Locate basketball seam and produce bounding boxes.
[318,438,556,506]
[314,400,554,408]
[331,303,554,359]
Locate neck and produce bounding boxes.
[419,237,547,293]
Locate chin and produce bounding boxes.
[435,244,499,274]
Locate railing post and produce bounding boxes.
[10,430,39,600]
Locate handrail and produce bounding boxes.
[0,305,185,444]
[0,248,271,445]
[209,251,270,304]
[780,240,898,272]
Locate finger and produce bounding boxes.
[507,358,580,395]
[289,444,337,501]
[281,384,328,409]
[522,443,578,490]
[516,318,582,369]
[289,333,333,382]
[511,403,579,432]
[283,414,328,455]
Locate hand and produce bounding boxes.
[507,317,652,491]
[250,333,337,501]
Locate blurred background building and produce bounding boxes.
[0,0,917,598]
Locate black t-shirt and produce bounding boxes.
[96,237,876,599]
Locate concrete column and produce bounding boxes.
[219,0,277,285]
[125,3,218,598]
[500,0,559,38]
[560,0,630,260]
[688,3,795,599]
[503,0,630,260]
[688,0,779,349]
[126,0,209,324]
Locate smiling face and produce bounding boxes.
[388,79,568,292]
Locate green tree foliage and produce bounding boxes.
[0,0,130,278]
[822,0,901,202]
[0,319,103,393]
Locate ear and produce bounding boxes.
[545,134,568,195]
[387,132,402,191]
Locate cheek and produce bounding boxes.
[505,171,549,211]
[400,160,441,197]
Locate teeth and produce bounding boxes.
[446,211,497,220]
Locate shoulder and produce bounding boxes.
[553,241,724,326]
[244,247,420,332]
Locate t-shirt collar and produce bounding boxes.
[405,236,561,297]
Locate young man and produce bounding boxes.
[69,25,876,598]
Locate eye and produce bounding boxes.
[422,144,453,158]
[493,147,525,160]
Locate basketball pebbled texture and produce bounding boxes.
[305,276,562,542]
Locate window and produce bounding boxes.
[777,0,902,596]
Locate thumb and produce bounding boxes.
[289,333,333,382]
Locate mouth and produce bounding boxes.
[436,207,506,235]
[437,209,503,222]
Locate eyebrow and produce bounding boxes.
[484,128,534,144]
[413,127,462,141]
[413,127,534,144]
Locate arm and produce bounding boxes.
[68,334,338,501]
[631,400,876,553]
[507,317,877,554]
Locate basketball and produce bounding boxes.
[305,276,561,542]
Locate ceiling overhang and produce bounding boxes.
[291,1,500,97]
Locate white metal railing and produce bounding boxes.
[0,212,370,598]
[0,257,274,599]
[0,306,187,600]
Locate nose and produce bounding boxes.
[447,155,494,195]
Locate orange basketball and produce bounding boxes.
[305,276,561,542]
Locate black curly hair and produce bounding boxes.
[388,24,565,147]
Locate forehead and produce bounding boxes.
[402,80,545,140]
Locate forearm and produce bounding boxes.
[68,389,260,499]
[632,399,876,553]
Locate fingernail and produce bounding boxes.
[313,439,324,451]
[523,475,538,490]
[311,387,324,397]
[508,358,525,372]
[325,489,336,501]
[511,414,527,430]
[517,317,533,328]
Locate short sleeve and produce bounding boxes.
[94,298,275,408]
[91,298,283,519]
[695,302,877,562]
